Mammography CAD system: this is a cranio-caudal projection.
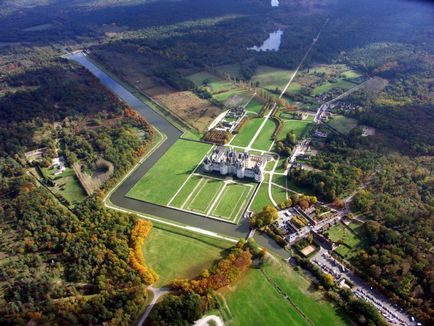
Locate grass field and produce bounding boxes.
[220,256,350,326]
[245,98,264,113]
[142,226,232,287]
[327,115,358,134]
[278,119,312,141]
[170,174,255,223]
[230,117,264,148]
[211,183,255,222]
[182,177,224,214]
[127,140,212,205]
[249,176,271,212]
[252,119,277,151]
[251,66,293,92]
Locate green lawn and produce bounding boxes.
[220,256,350,326]
[142,226,231,287]
[169,174,202,208]
[252,119,277,151]
[211,183,255,222]
[245,98,264,113]
[250,176,272,212]
[278,119,312,141]
[127,140,212,205]
[272,184,287,204]
[221,267,308,326]
[184,178,224,214]
[261,257,351,326]
[327,115,358,134]
[230,118,264,148]
[251,65,293,92]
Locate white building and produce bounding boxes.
[203,147,265,182]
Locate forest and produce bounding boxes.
[0,47,156,324]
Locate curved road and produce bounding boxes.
[67,51,289,258]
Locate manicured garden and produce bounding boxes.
[127,140,212,205]
[324,222,363,258]
[211,183,255,222]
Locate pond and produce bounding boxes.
[271,0,279,7]
[248,30,283,52]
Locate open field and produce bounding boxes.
[142,226,231,287]
[230,117,264,148]
[127,140,212,205]
[252,119,277,151]
[245,98,264,113]
[251,66,294,92]
[278,119,312,141]
[219,256,350,326]
[327,115,358,134]
[170,174,255,223]
[221,267,308,326]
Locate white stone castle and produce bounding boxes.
[203,146,265,182]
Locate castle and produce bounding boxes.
[203,147,266,182]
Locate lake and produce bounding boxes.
[271,0,279,7]
[248,30,283,52]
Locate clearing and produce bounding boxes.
[327,115,358,134]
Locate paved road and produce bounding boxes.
[138,286,171,325]
[67,51,290,258]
